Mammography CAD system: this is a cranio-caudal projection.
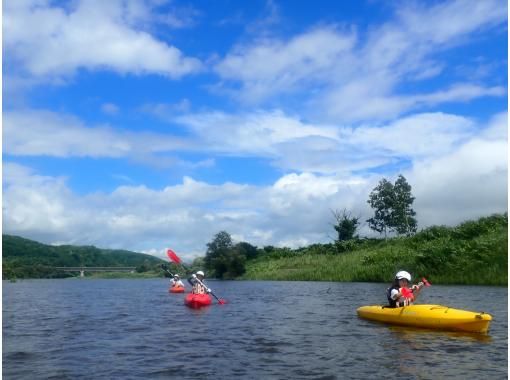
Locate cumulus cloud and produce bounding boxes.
[3,0,202,79]
[2,162,371,258]
[408,112,508,227]
[3,109,506,258]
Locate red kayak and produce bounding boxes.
[184,293,212,308]
[169,286,185,293]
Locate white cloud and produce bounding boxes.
[3,109,189,158]
[413,84,506,106]
[5,107,491,179]
[176,109,339,157]
[3,0,202,79]
[348,113,476,158]
[4,108,506,258]
[408,114,507,227]
[2,162,372,256]
[214,27,357,103]
[3,163,81,239]
[319,83,506,123]
[397,0,507,44]
[177,110,482,174]
[214,0,506,122]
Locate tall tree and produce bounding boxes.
[204,231,233,277]
[204,231,247,278]
[393,175,418,236]
[367,175,417,237]
[367,178,395,237]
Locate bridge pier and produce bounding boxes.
[80,270,84,277]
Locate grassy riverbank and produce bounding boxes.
[241,214,508,285]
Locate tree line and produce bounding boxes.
[201,175,418,279]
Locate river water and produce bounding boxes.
[3,279,507,379]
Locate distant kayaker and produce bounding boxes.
[387,271,424,307]
[170,274,184,288]
[188,271,211,295]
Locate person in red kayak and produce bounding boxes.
[170,274,184,288]
[188,271,211,295]
[387,270,424,307]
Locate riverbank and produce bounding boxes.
[4,214,507,285]
[241,214,508,286]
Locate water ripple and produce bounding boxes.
[3,279,507,379]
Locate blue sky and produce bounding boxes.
[3,0,508,261]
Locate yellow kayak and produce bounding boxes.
[357,304,492,333]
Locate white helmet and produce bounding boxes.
[174,274,180,279]
[395,271,411,281]
[196,271,205,277]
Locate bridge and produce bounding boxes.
[55,267,136,277]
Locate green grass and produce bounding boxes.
[242,214,508,285]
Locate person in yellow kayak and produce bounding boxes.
[170,274,184,289]
[387,270,424,307]
[188,271,211,295]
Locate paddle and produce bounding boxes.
[167,249,182,265]
[166,249,227,305]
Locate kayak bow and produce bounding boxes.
[357,304,492,333]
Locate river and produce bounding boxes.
[3,279,507,379]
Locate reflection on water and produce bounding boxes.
[384,325,497,379]
[388,325,493,343]
[3,279,507,379]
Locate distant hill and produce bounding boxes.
[2,235,165,279]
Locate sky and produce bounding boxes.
[2,0,508,262]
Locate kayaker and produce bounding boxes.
[188,271,211,295]
[387,271,424,307]
[170,274,184,288]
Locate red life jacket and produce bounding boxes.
[387,285,414,307]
